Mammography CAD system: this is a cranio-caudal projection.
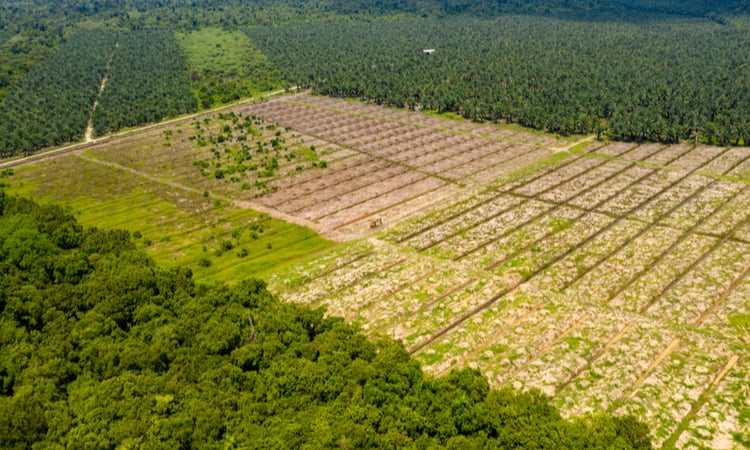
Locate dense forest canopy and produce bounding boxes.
[246,16,750,144]
[0,190,653,448]
[0,0,749,154]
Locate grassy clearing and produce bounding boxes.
[176,28,284,109]
[5,155,332,283]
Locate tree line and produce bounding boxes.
[0,189,653,448]
[246,16,750,145]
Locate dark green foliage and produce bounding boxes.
[246,16,750,145]
[0,31,117,156]
[0,192,653,448]
[92,30,196,135]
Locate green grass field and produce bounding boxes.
[176,28,284,108]
[5,154,333,283]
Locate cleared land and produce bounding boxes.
[5,93,750,448]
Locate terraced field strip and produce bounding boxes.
[621,338,682,402]
[693,260,750,326]
[329,180,449,230]
[386,151,591,245]
[409,146,730,364]
[609,336,734,447]
[397,278,480,321]
[673,356,750,449]
[284,163,409,214]
[482,313,592,383]
[559,182,748,293]
[399,155,600,251]
[428,295,550,366]
[642,143,695,166]
[576,184,749,311]
[554,322,676,413]
[254,95,561,150]
[295,249,378,286]
[320,257,409,302]
[481,166,652,269]
[452,145,709,263]
[263,156,382,203]
[248,114,457,184]
[638,211,750,316]
[311,173,431,221]
[358,268,441,312]
[554,320,639,393]
[482,156,736,280]
[661,354,740,449]
[418,141,508,173]
[618,143,668,162]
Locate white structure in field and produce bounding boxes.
[423,49,436,55]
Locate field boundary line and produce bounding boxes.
[296,249,378,287]
[462,160,682,263]
[277,97,565,150]
[554,320,638,394]
[418,198,532,252]
[395,278,479,324]
[286,164,409,214]
[561,180,745,293]
[600,187,750,307]
[659,354,739,449]
[330,183,450,231]
[639,212,750,315]
[395,154,583,244]
[503,146,732,277]
[303,172,431,222]
[499,313,592,384]
[450,146,544,183]
[360,268,440,313]
[693,261,750,326]
[473,162,652,265]
[422,141,512,178]
[319,257,409,302]
[404,146,731,359]
[429,297,550,373]
[271,156,386,201]
[620,337,681,402]
[309,173,427,220]
[243,107,461,185]
[74,153,338,240]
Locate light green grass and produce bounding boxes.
[5,156,333,284]
[424,109,465,121]
[176,28,283,108]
